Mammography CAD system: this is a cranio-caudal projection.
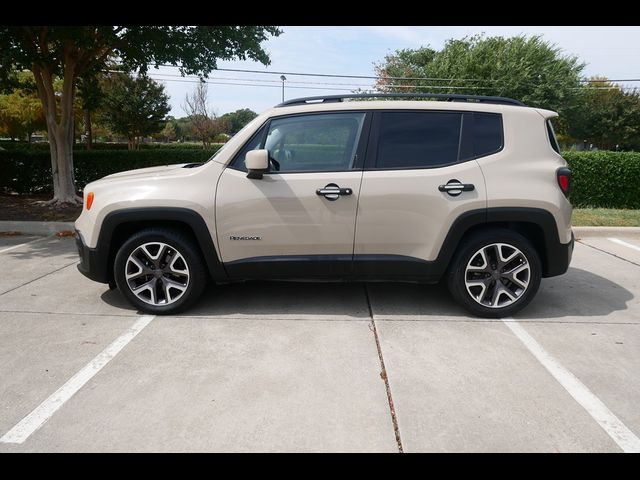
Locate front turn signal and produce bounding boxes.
[86,192,94,210]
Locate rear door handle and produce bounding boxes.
[438,179,475,197]
[316,183,353,201]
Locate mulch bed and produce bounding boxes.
[0,194,82,222]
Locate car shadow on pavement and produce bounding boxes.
[99,267,634,322]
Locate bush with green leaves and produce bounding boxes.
[0,147,221,194]
[564,151,640,209]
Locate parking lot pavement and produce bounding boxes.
[1,232,639,452]
[577,234,640,266]
[0,235,78,295]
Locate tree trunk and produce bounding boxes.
[32,57,81,205]
[49,127,78,203]
[83,108,92,150]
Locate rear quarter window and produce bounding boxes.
[473,113,503,157]
[546,119,561,154]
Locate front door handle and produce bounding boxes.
[438,179,475,197]
[316,183,353,201]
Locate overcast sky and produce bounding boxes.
[151,26,640,118]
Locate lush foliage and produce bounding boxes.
[375,35,585,118]
[0,26,281,202]
[563,78,640,151]
[100,73,170,149]
[0,72,46,141]
[219,108,258,134]
[0,147,221,194]
[564,151,640,209]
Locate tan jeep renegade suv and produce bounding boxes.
[75,93,574,318]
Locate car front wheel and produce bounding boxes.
[114,228,207,315]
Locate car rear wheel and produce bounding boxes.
[114,228,207,315]
[446,229,541,318]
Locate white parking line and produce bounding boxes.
[608,237,640,253]
[503,319,640,453]
[0,235,51,254]
[0,315,155,444]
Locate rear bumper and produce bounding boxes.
[543,231,574,278]
[75,231,110,284]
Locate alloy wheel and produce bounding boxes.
[464,242,531,309]
[125,242,190,306]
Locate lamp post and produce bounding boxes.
[280,75,286,102]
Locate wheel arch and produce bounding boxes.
[436,207,567,278]
[97,208,227,284]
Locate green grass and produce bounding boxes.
[572,208,640,227]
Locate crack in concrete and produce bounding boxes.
[364,284,404,453]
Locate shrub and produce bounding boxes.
[0,147,221,194]
[564,151,640,209]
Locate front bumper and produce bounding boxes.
[75,230,110,284]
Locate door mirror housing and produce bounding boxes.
[245,149,269,179]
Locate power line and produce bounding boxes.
[143,73,639,94]
[153,63,640,85]
[148,72,496,90]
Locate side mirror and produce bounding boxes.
[245,149,269,179]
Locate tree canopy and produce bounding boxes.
[375,34,585,116]
[0,71,46,141]
[100,73,170,149]
[219,108,258,135]
[0,26,281,203]
[564,78,640,151]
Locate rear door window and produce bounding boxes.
[375,111,463,169]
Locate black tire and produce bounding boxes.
[446,228,542,318]
[114,228,208,315]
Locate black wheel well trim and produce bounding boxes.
[435,207,563,278]
[97,207,228,282]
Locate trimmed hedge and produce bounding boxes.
[564,151,640,209]
[1,148,639,209]
[0,147,221,194]
[0,141,220,151]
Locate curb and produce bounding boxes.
[0,220,75,236]
[573,226,640,237]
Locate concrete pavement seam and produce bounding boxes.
[0,261,78,297]
[364,284,404,453]
[577,240,640,268]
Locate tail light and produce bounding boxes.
[557,167,571,198]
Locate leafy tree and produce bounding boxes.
[0,72,46,142]
[0,26,282,204]
[219,108,258,135]
[100,74,170,149]
[160,120,177,142]
[375,35,585,118]
[77,73,106,150]
[564,78,640,151]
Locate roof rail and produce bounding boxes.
[276,93,525,107]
